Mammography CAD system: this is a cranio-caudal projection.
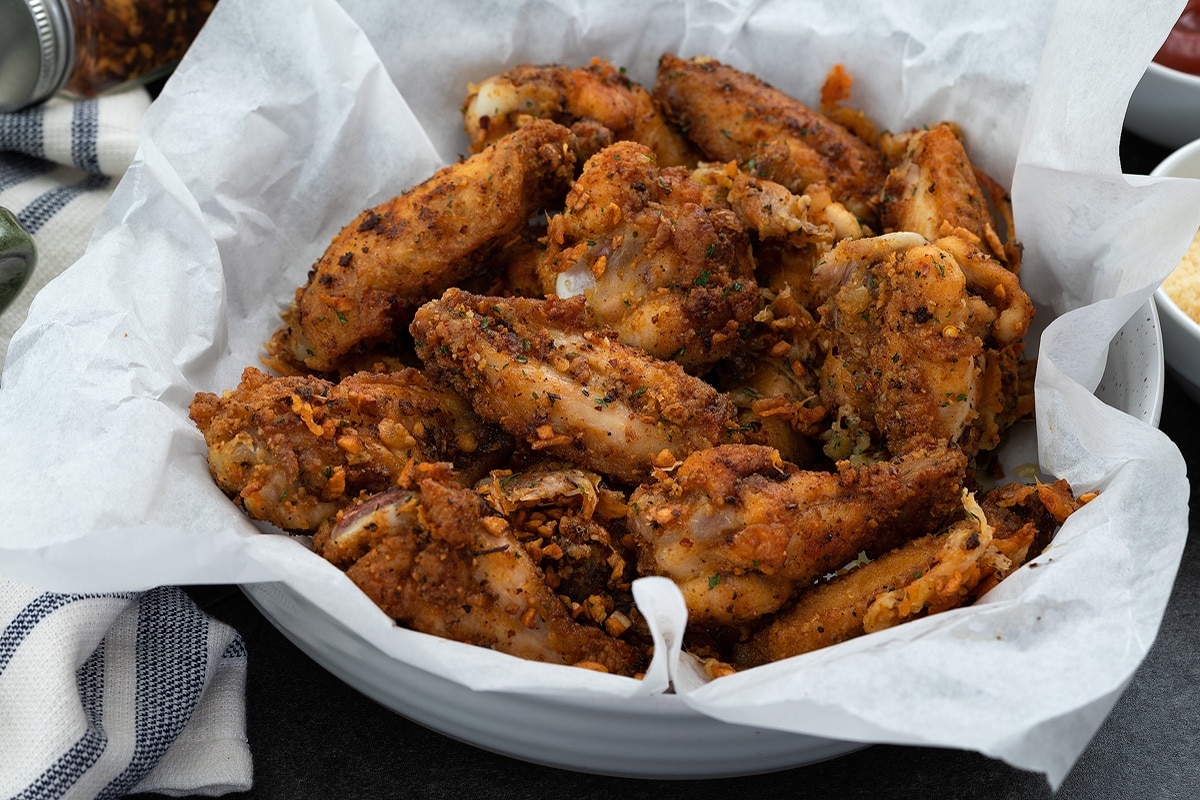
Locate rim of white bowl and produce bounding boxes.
[1155,283,1200,341]
[1150,136,1200,178]
[1147,59,1200,87]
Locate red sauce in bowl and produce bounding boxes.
[1155,0,1200,75]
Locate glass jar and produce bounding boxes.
[0,0,218,112]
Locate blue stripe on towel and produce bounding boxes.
[0,153,55,194]
[0,106,46,159]
[70,100,101,174]
[96,587,211,800]
[0,592,135,673]
[2,597,138,800]
[16,172,111,235]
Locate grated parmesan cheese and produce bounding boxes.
[1162,227,1200,323]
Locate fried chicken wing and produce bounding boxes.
[463,59,700,168]
[654,53,888,222]
[733,480,1082,665]
[477,463,643,639]
[690,160,865,317]
[188,366,511,532]
[331,463,646,675]
[717,349,826,468]
[264,119,576,374]
[410,288,738,484]
[628,443,968,624]
[539,141,760,371]
[814,233,1032,459]
[879,122,1021,270]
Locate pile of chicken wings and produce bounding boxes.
[190,55,1088,677]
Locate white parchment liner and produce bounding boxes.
[0,0,1195,787]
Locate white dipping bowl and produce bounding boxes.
[1127,61,1200,150]
[1150,137,1200,404]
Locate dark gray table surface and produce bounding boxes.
[140,131,1198,799]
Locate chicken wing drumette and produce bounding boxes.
[322,462,646,675]
[463,59,700,168]
[410,288,737,484]
[265,119,576,374]
[539,141,760,371]
[654,53,888,223]
[189,366,511,532]
[628,442,968,625]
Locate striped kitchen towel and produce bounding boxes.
[0,87,151,371]
[1,91,252,798]
[0,582,252,798]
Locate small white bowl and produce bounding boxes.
[1150,137,1200,404]
[1126,61,1200,150]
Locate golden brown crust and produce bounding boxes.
[342,466,646,675]
[410,288,738,484]
[654,53,888,222]
[813,233,1033,459]
[733,481,1069,666]
[879,123,1021,270]
[188,366,511,532]
[265,119,577,373]
[628,443,968,624]
[190,54,1069,676]
[463,59,701,168]
[539,141,761,371]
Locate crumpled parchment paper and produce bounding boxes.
[0,0,1195,788]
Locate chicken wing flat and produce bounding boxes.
[264,119,576,374]
[729,491,1022,666]
[732,480,1082,666]
[330,463,646,675]
[463,59,700,168]
[410,288,737,484]
[814,232,1033,459]
[539,141,760,371]
[880,122,1021,270]
[628,442,968,624]
[188,366,511,532]
[654,53,888,222]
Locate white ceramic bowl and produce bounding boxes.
[238,298,1163,779]
[1126,61,1200,150]
[1149,138,1200,404]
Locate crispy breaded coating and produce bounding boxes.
[716,348,827,469]
[410,289,737,484]
[476,462,642,636]
[690,160,864,249]
[338,463,646,675]
[188,366,511,532]
[463,59,700,168]
[813,233,1033,459]
[654,53,888,221]
[628,443,968,624]
[732,480,1079,666]
[539,141,760,371]
[265,119,576,374]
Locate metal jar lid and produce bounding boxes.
[0,0,73,113]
